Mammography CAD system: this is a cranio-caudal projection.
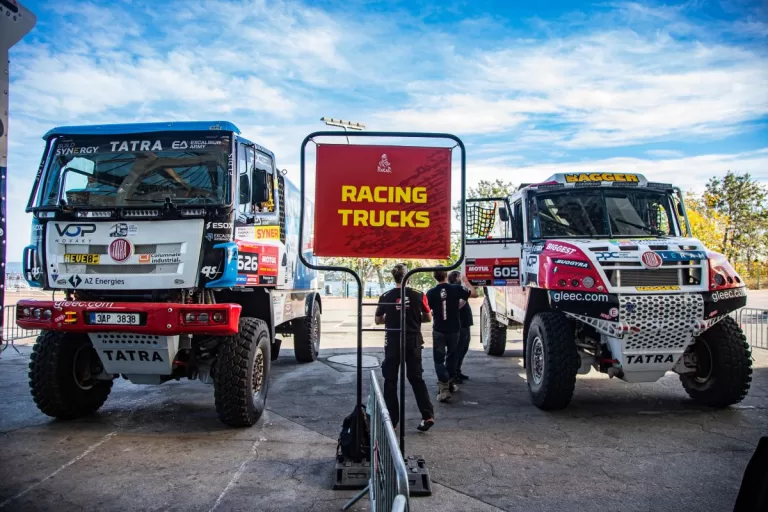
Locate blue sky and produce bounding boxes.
[6,0,768,260]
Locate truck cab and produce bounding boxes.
[464,172,751,410]
[18,121,322,427]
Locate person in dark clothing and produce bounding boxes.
[375,264,435,432]
[448,271,473,383]
[426,270,477,402]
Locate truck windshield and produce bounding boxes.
[37,132,230,208]
[531,188,678,239]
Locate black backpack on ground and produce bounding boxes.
[338,404,370,462]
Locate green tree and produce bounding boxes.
[704,171,768,266]
[323,257,395,296]
[684,193,727,251]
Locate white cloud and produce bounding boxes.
[373,17,768,146]
[468,149,768,193]
[645,149,685,158]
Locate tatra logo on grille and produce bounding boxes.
[109,239,132,262]
[641,251,662,268]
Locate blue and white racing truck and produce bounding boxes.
[18,121,321,427]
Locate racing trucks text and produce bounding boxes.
[18,121,322,427]
[463,172,752,410]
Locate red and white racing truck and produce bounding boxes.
[464,172,752,410]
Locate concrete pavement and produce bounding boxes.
[1,295,767,511]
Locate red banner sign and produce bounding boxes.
[313,145,452,258]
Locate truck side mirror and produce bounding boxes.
[677,202,685,217]
[239,174,251,205]
[498,206,510,223]
[252,169,270,204]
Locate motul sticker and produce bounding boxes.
[465,258,519,286]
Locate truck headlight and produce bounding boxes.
[582,276,595,289]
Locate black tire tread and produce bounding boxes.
[483,296,507,357]
[293,302,320,363]
[29,331,113,420]
[214,317,270,427]
[527,312,579,410]
[680,316,752,407]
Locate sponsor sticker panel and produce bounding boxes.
[236,242,280,286]
[552,258,590,269]
[465,258,520,286]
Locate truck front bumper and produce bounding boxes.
[16,300,242,336]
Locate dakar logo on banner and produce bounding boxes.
[313,145,452,259]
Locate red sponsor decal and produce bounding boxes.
[109,239,131,262]
[236,242,279,286]
[313,145,451,258]
[641,251,662,268]
[465,258,520,286]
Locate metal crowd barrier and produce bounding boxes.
[732,308,768,351]
[344,371,409,512]
[369,371,409,512]
[1,305,40,354]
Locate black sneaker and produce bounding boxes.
[458,372,470,381]
[417,419,435,432]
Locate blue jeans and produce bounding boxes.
[432,331,459,383]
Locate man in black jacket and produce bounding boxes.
[375,264,435,432]
[427,270,478,402]
[449,271,473,383]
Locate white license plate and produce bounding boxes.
[90,312,140,325]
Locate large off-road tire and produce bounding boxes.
[680,316,752,407]
[293,302,320,363]
[525,312,579,410]
[481,296,507,356]
[214,317,271,427]
[29,331,113,420]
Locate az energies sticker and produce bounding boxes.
[465,258,519,286]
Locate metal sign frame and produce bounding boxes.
[299,131,466,457]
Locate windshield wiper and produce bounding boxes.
[614,218,665,236]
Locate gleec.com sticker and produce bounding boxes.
[550,291,610,302]
[710,288,747,302]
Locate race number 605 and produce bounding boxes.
[493,266,519,279]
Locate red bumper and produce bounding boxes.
[16,300,242,336]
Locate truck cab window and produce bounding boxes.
[253,151,275,213]
[513,200,524,240]
[237,143,251,215]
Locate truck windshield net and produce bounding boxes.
[38,132,230,208]
[531,189,677,238]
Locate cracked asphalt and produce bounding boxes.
[1,296,767,511]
